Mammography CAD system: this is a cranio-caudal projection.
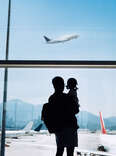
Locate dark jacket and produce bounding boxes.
[46,92,79,133]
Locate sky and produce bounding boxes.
[0,0,116,60]
[0,0,116,117]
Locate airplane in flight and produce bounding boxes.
[1,121,33,138]
[43,34,79,44]
[99,112,116,154]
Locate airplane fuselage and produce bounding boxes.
[44,34,79,44]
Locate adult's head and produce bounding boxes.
[52,76,64,93]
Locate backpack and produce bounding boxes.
[41,103,55,133]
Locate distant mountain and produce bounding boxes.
[77,111,100,131]
[0,99,43,129]
[104,116,116,130]
[78,111,116,131]
[0,99,116,131]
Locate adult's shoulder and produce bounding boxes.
[48,93,56,102]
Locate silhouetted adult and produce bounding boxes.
[48,76,79,156]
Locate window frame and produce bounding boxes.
[0,60,116,68]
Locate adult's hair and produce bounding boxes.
[52,76,64,92]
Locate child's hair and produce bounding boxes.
[66,78,78,90]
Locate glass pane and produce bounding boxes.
[0,68,116,155]
[1,1,116,60]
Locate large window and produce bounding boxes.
[0,68,116,130]
[0,67,116,155]
[0,1,116,60]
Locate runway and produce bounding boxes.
[5,132,101,156]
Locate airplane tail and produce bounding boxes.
[23,121,33,132]
[43,36,51,42]
[34,123,43,132]
[99,112,107,134]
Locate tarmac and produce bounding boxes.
[5,132,101,156]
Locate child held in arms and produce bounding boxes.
[66,78,80,107]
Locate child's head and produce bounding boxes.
[66,78,78,90]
